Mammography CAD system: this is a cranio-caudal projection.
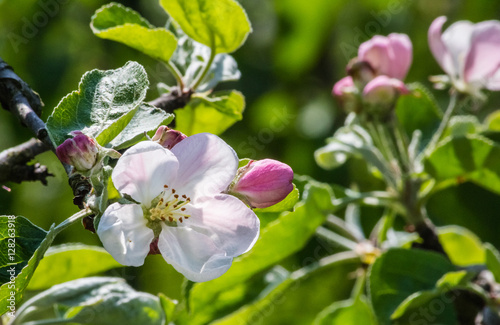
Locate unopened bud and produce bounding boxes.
[56,132,100,172]
[230,159,293,209]
[152,126,187,149]
[362,75,409,106]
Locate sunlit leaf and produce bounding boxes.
[91,3,177,62]
[27,244,124,291]
[175,90,244,135]
[47,61,149,146]
[159,0,251,54]
[313,297,377,325]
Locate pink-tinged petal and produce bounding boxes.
[464,20,500,89]
[187,194,260,256]
[171,133,238,200]
[358,35,392,77]
[158,225,233,282]
[441,20,475,78]
[112,141,179,206]
[332,76,355,97]
[363,76,408,105]
[387,33,413,80]
[428,16,458,77]
[232,159,294,209]
[97,203,154,267]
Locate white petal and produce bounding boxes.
[97,203,154,267]
[112,141,179,206]
[441,20,475,79]
[158,225,233,282]
[464,20,500,88]
[428,17,459,78]
[187,194,260,256]
[171,133,238,200]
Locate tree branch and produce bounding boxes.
[0,138,53,185]
[148,87,193,114]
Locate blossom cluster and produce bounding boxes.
[333,16,500,113]
[57,129,293,282]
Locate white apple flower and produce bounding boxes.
[97,133,260,282]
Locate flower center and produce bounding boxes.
[149,185,192,224]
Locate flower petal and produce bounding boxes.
[441,19,475,79]
[171,133,238,200]
[97,203,154,267]
[358,35,392,77]
[158,225,233,282]
[187,194,260,256]
[112,141,179,205]
[428,16,460,77]
[464,20,500,89]
[387,33,412,80]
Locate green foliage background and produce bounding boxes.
[1,0,500,312]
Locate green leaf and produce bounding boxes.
[46,61,149,146]
[0,216,46,284]
[438,226,485,266]
[172,34,241,91]
[159,0,251,54]
[425,134,500,195]
[0,218,57,315]
[485,110,500,131]
[443,116,483,138]
[254,184,299,213]
[109,103,174,149]
[91,3,177,63]
[368,248,455,325]
[27,244,124,291]
[390,270,473,323]
[187,181,336,324]
[313,297,377,325]
[396,82,441,150]
[485,243,500,283]
[159,293,178,323]
[212,252,361,325]
[17,277,164,325]
[175,90,244,135]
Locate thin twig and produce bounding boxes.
[0,138,53,184]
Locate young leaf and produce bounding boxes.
[485,243,500,283]
[46,61,149,146]
[0,216,46,284]
[368,248,455,325]
[425,134,500,195]
[175,90,245,135]
[17,277,164,325]
[438,226,485,266]
[91,3,177,63]
[109,103,174,149]
[159,0,251,54]
[313,297,377,325]
[0,217,56,315]
[27,244,124,291]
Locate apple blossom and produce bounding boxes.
[363,75,409,106]
[96,133,260,282]
[230,159,294,209]
[429,16,500,96]
[56,131,101,173]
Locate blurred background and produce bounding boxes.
[1,0,500,301]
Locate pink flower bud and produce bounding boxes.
[56,132,99,172]
[152,126,187,150]
[332,76,361,113]
[231,159,294,209]
[363,75,409,106]
[358,33,413,80]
